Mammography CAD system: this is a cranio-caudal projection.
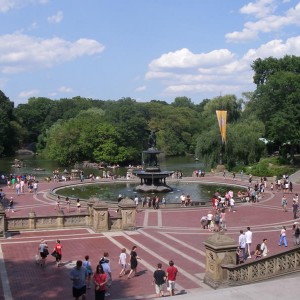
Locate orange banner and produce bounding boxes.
[216,110,227,144]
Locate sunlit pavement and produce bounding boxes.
[0,175,299,299]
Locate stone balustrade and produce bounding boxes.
[222,247,300,286]
[203,232,300,289]
[0,197,136,237]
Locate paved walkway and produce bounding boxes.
[0,174,299,299]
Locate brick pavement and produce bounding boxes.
[0,175,299,299]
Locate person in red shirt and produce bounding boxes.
[93,264,108,300]
[54,239,62,267]
[166,260,178,296]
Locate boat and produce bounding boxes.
[33,168,46,171]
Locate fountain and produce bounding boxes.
[132,131,174,193]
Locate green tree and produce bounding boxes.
[249,57,300,162]
[0,90,17,156]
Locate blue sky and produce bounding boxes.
[1,0,300,106]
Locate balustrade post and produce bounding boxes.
[204,232,237,288]
[28,211,36,230]
[118,197,136,230]
[91,201,109,232]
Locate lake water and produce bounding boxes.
[0,155,203,178]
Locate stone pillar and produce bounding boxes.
[91,201,109,232]
[28,211,36,230]
[57,209,64,228]
[87,199,96,227]
[118,198,136,230]
[0,205,6,238]
[204,233,237,289]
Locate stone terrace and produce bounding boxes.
[0,174,299,299]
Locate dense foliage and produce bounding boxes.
[2,55,300,169]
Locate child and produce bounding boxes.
[83,255,93,288]
[119,248,127,277]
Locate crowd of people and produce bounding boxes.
[37,239,179,300]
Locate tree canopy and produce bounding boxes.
[2,54,300,168]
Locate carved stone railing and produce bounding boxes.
[0,197,136,237]
[222,247,300,286]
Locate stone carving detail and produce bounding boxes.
[208,251,215,272]
[224,249,300,286]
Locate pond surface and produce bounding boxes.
[56,181,243,204]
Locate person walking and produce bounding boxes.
[166,260,178,297]
[38,239,48,268]
[93,264,108,300]
[70,260,87,300]
[77,199,81,213]
[7,197,15,213]
[153,263,166,298]
[54,239,62,267]
[33,181,38,194]
[278,226,288,247]
[15,182,21,196]
[220,208,227,231]
[55,195,61,210]
[99,252,111,297]
[118,248,127,277]
[66,196,71,212]
[83,255,93,289]
[245,227,253,258]
[292,200,299,219]
[293,222,300,245]
[238,230,247,262]
[281,194,288,212]
[127,245,141,279]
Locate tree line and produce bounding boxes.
[1,55,300,168]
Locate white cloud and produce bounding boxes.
[18,89,39,98]
[0,0,47,13]
[58,86,72,93]
[0,33,105,74]
[135,85,146,92]
[146,35,300,98]
[240,0,277,18]
[226,1,300,43]
[48,11,63,24]
[149,48,235,70]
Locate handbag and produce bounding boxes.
[43,248,49,256]
[51,251,57,258]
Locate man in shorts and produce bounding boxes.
[153,263,166,298]
[166,260,178,296]
[70,260,87,300]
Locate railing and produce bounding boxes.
[222,246,300,286]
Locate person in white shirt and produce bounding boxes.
[261,239,269,256]
[245,227,253,258]
[238,230,247,262]
[118,248,127,277]
[229,198,235,212]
